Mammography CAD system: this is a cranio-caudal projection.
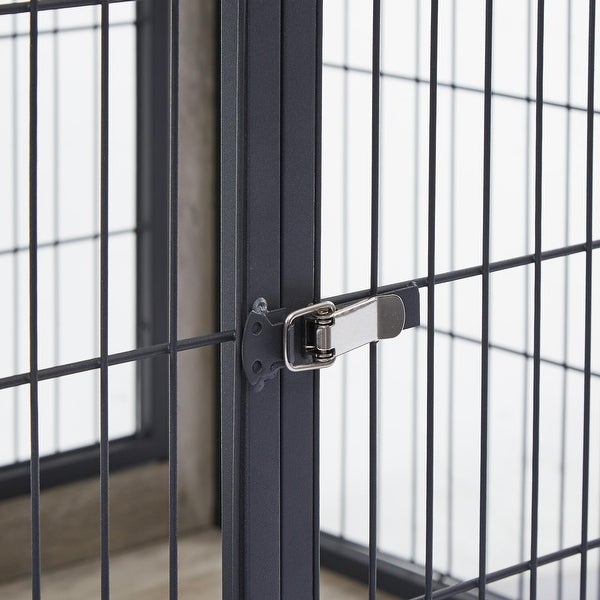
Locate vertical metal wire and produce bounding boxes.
[579,0,595,597]
[478,2,494,597]
[12,9,20,464]
[425,1,439,597]
[100,1,110,597]
[530,1,545,597]
[558,3,573,598]
[168,0,180,597]
[410,0,421,564]
[29,1,41,597]
[369,1,381,597]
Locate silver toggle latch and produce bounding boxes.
[283,294,406,372]
[242,286,418,391]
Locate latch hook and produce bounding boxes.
[283,295,405,372]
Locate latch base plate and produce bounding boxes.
[241,284,420,391]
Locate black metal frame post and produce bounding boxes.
[220,1,321,598]
[280,1,321,597]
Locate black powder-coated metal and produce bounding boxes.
[425,1,439,598]
[242,0,282,595]
[369,2,381,598]
[519,8,534,597]
[324,537,600,600]
[0,332,232,394]
[0,0,138,15]
[99,0,110,597]
[219,0,244,595]
[479,1,493,597]
[530,2,545,597]
[321,533,512,600]
[0,19,133,41]
[220,1,323,598]
[280,3,320,596]
[168,0,180,597]
[580,1,596,598]
[322,61,600,117]
[28,0,41,597]
[221,0,283,597]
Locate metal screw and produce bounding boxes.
[252,297,268,314]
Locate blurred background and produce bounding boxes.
[320,1,599,599]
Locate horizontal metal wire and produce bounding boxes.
[0,0,142,17]
[427,325,600,380]
[327,240,600,307]
[411,536,600,600]
[0,329,235,391]
[0,227,136,258]
[0,18,134,41]
[323,62,600,116]
[443,238,595,284]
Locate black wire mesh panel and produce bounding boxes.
[0,4,138,478]
[320,0,599,598]
[0,0,178,503]
[0,1,235,598]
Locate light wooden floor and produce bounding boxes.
[0,529,398,599]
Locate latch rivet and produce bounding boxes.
[253,297,268,313]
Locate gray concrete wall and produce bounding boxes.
[177,0,218,531]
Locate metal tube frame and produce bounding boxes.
[220,1,321,598]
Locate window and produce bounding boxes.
[0,0,170,498]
